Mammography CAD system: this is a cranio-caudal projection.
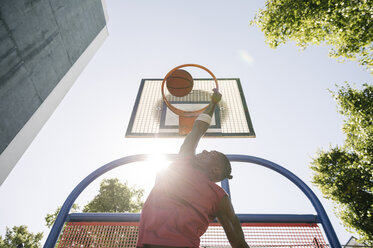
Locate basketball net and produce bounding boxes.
[179,115,198,135]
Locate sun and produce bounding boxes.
[111,139,180,198]
[116,153,172,198]
[145,154,172,173]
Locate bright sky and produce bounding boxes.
[0,0,372,246]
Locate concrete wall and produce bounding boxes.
[0,0,108,185]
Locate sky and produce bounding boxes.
[0,0,372,246]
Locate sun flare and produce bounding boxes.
[146,154,171,173]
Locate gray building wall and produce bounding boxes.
[0,0,108,185]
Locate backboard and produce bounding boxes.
[125,78,255,138]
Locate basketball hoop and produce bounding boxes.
[161,64,219,135]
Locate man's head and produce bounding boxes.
[193,150,232,182]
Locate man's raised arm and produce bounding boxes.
[179,89,222,157]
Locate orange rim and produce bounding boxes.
[161,64,219,117]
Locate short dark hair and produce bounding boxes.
[219,153,233,179]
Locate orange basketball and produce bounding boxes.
[166,69,194,97]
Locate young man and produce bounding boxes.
[137,89,249,248]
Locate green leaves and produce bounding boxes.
[333,84,373,161]
[44,203,80,229]
[46,179,144,225]
[0,226,43,248]
[82,178,144,213]
[311,84,373,244]
[251,0,373,73]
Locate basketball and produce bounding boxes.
[166,69,194,97]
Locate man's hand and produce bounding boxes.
[203,88,221,117]
[211,88,222,104]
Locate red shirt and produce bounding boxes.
[137,158,227,248]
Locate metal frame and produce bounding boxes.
[65,212,320,224]
[44,154,341,248]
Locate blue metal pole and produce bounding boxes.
[67,212,320,224]
[44,154,341,248]
[226,154,341,248]
[221,178,231,198]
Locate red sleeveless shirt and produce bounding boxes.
[137,159,227,248]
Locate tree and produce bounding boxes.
[83,178,144,213]
[251,0,373,73]
[311,83,373,244]
[45,203,80,228]
[0,225,43,248]
[45,179,144,247]
[45,178,144,227]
